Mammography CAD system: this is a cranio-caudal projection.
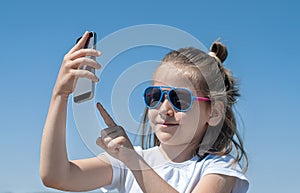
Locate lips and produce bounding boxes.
[159,122,179,127]
[163,122,179,125]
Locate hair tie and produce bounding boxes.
[208,52,222,64]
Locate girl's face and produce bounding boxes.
[148,63,211,147]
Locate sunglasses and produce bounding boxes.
[143,86,210,112]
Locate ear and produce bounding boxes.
[208,101,225,126]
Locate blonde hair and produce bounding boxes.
[140,41,248,171]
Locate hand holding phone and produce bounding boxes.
[73,32,97,103]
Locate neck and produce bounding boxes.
[159,142,199,163]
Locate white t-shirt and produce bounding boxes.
[102,146,249,193]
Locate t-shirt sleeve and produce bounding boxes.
[100,146,144,192]
[201,154,249,193]
[100,152,125,192]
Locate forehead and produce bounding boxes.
[152,63,195,89]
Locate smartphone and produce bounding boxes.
[73,32,97,103]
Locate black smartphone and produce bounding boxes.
[73,32,97,103]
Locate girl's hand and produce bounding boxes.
[53,31,101,100]
[95,102,138,167]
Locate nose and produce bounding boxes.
[158,94,174,117]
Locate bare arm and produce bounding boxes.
[192,174,236,193]
[40,32,112,191]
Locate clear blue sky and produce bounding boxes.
[0,0,299,192]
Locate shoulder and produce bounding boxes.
[201,154,245,175]
[199,154,249,192]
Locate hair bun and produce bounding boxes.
[210,41,228,63]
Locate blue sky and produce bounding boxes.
[0,0,299,192]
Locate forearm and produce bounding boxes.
[40,94,70,185]
[128,155,179,193]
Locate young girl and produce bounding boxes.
[40,31,249,193]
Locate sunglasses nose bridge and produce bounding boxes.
[160,89,174,103]
[158,90,176,112]
[157,89,167,103]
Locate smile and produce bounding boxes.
[159,122,180,128]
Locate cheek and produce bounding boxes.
[197,102,210,121]
[182,104,209,130]
[147,109,157,125]
[179,113,200,131]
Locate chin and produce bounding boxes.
[155,132,175,144]
[156,134,186,146]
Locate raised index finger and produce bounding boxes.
[96,102,117,127]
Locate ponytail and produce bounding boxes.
[208,41,248,171]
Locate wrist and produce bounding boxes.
[123,152,150,171]
[51,91,70,105]
[52,88,71,102]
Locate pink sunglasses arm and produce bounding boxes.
[195,97,211,102]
